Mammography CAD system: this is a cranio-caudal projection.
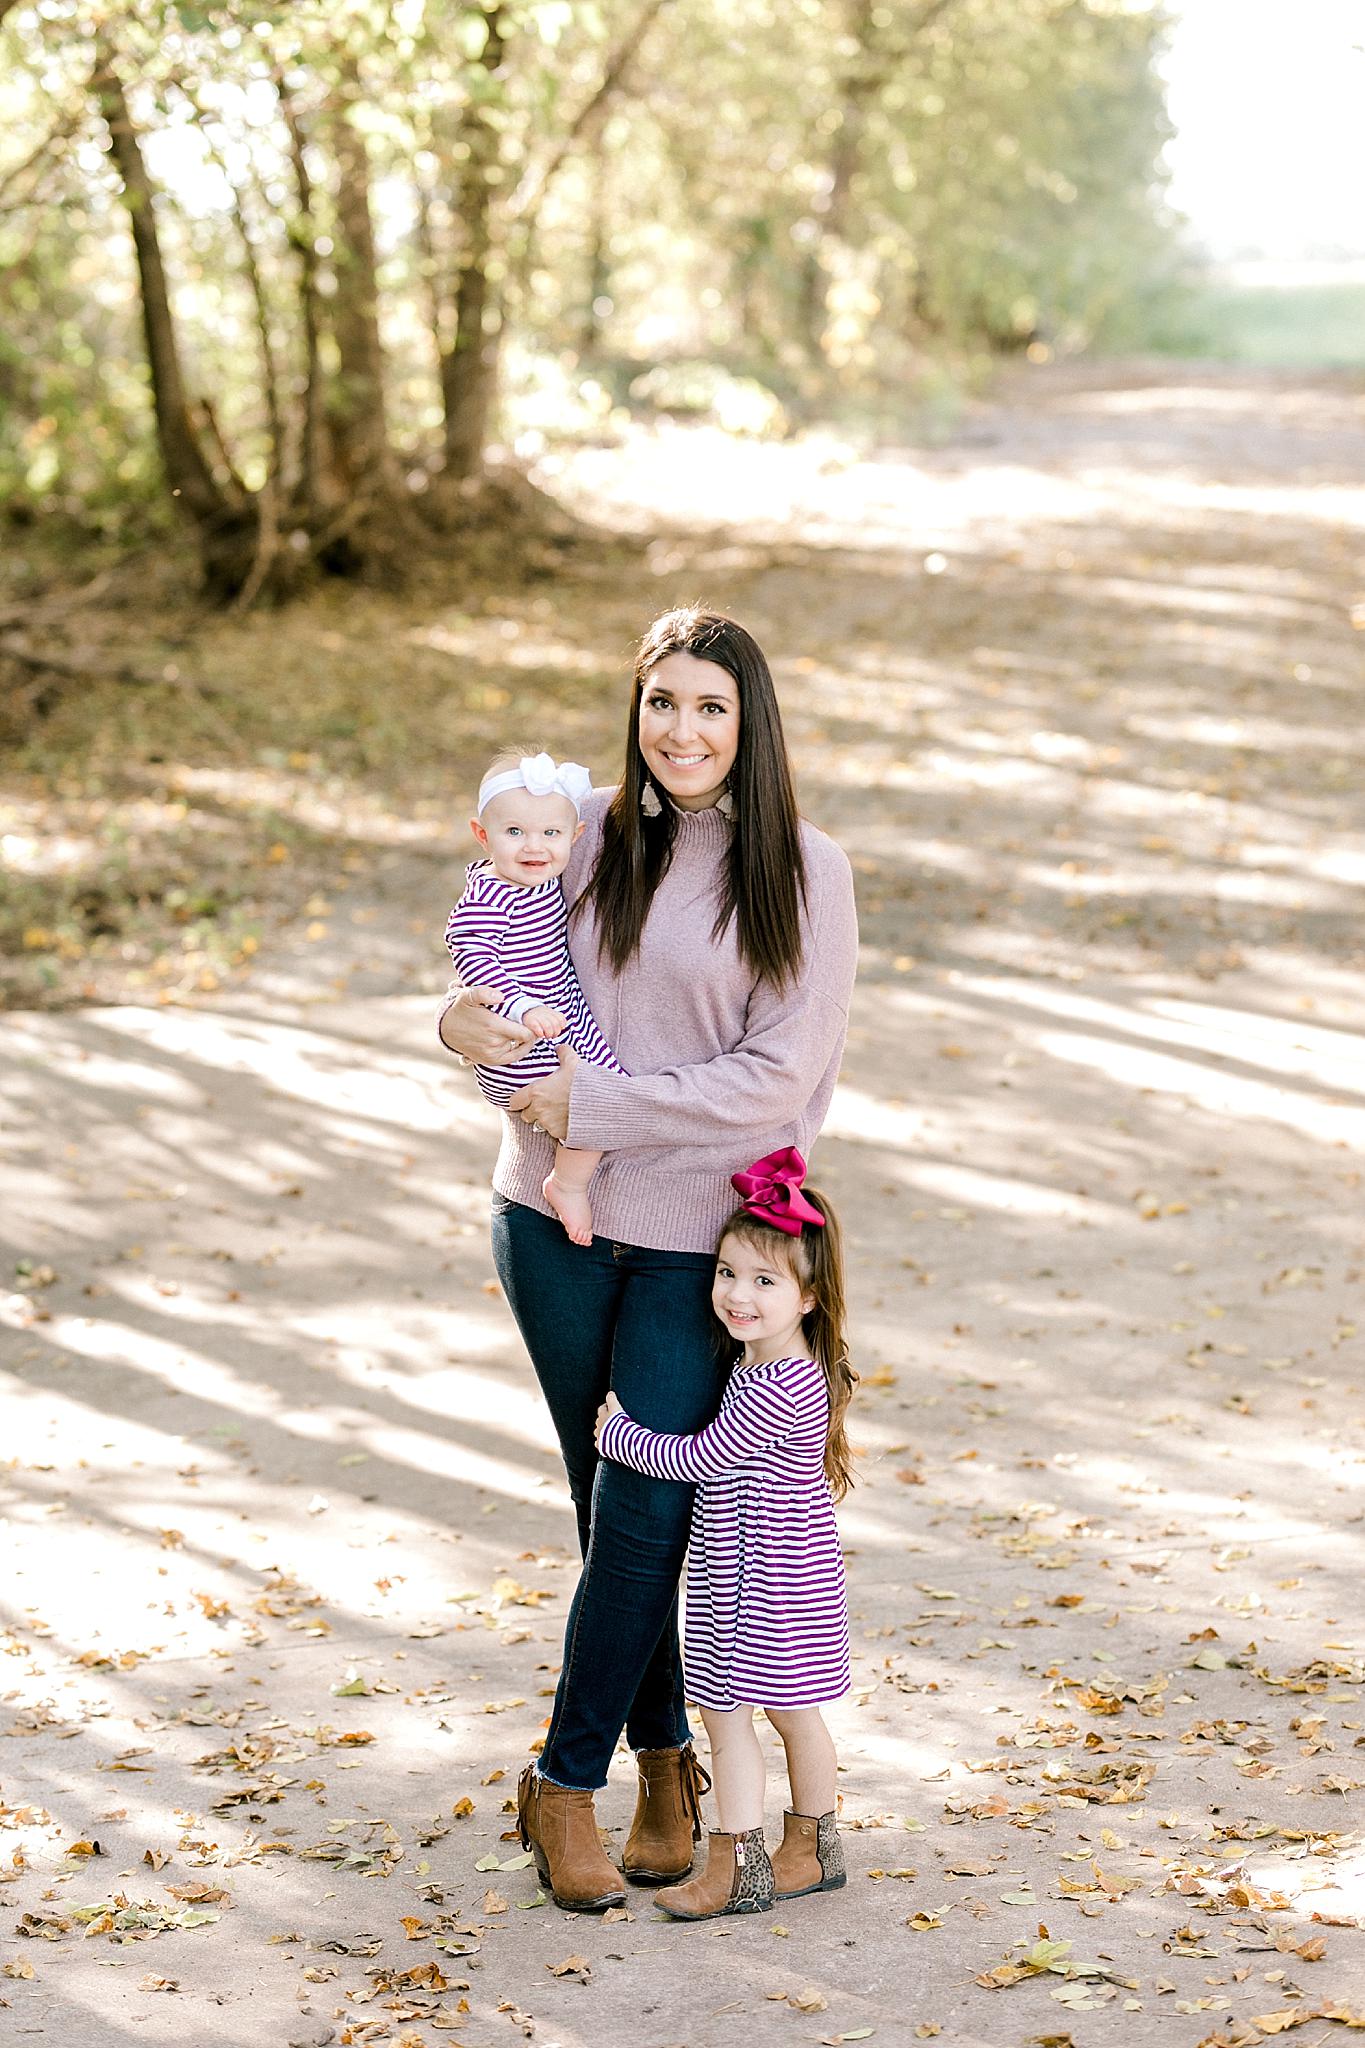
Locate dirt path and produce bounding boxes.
[3,363,1364,2048]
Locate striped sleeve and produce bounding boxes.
[598,1375,798,1481]
[445,869,528,1016]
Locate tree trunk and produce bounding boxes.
[440,5,505,481]
[796,0,957,368]
[796,0,878,367]
[325,55,392,493]
[578,147,610,356]
[278,78,328,517]
[92,38,253,595]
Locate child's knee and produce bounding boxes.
[701,1704,753,1745]
[766,1706,822,1739]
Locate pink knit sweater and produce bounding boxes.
[469,790,857,1254]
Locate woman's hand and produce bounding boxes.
[438,985,536,1064]
[593,1389,623,1449]
[508,1045,579,1141]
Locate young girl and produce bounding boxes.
[445,750,625,1245]
[594,1146,855,1920]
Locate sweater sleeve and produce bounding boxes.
[598,1373,797,1481]
[565,840,857,1152]
[445,872,532,1019]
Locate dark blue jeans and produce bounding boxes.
[490,1195,727,1790]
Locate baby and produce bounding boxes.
[444,751,624,1245]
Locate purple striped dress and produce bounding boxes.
[445,861,624,1111]
[598,1355,850,1712]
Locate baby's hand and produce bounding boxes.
[523,1005,567,1040]
[593,1391,623,1448]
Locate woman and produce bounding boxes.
[439,607,858,1912]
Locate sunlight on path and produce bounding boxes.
[4,363,1364,2048]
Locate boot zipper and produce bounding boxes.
[735,1837,746,1868]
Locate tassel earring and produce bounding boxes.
[640,779,663,818]
[716,784,735,818]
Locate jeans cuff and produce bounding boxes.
[535,1761,603,1793]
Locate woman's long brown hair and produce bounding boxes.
[716,1189,858,1499]
[579,607,808,988]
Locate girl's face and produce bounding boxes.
[637,652,740,811]
[471,789,582,886]
[713,1232,814,1364]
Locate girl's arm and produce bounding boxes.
[598,1373,798,1482]
[565,843,857,1153]
[445,877,541,1021]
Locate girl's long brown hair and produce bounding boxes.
[579,607,808,988]
[717,1188,858,1499]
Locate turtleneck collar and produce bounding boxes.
[668,798,733,842]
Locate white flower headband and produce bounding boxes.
[477,752,592,817]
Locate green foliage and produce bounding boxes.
[0,0,1186,538]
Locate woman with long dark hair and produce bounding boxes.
[439,606,858,1912]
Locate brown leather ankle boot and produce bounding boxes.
[516,1763,625,1911]
[655,1828,774,1920]
[771,1809,846,1898]
[623,1743,711,1884]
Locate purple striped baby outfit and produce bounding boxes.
[598,1354,850,1712]
[445,860,624,1110]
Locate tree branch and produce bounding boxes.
[0,109,82,210]
[171,75,286,486]
[508,0,675,225]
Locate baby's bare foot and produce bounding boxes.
[543,1171,594,1247]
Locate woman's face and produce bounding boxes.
[637,652,740,811]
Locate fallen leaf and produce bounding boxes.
[166,1883,231,1906]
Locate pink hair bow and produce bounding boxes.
[730,1147,825,1236]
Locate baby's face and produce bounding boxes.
[473,789,582,886]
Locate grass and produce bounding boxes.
[1136,279,1365,370]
